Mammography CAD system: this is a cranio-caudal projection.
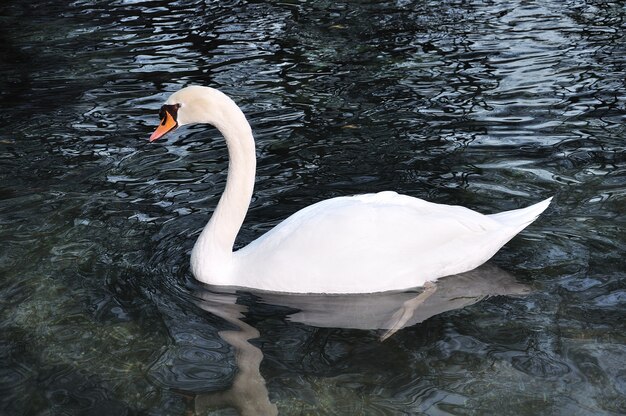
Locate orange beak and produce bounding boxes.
[150,110,177,142]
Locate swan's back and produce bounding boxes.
[233,192,551,293]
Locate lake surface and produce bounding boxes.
[1,0,625,414]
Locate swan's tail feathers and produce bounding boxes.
[488,197,553,229]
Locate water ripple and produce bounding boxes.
[1,0,625,414]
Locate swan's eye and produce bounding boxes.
[159,104,180,125]
[151,104,180,142]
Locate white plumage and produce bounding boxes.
[150,86,552,294]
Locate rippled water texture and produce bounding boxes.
[1,0,625,415]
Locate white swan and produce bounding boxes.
[150,86,552,294]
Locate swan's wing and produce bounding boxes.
[246,191,497,247]
[234,192,511,293]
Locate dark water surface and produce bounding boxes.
[1,0,625,415]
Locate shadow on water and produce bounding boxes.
[193,263,529,415]
[194,293,278,416]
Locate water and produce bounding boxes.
[1,0,624,414]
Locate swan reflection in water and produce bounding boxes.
[193,263,530,415]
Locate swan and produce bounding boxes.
[149,86,552,294]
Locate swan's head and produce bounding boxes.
[150,86,238,142]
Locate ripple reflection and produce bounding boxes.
[192,263,529,414]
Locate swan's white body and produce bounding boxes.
[152,86,552,294]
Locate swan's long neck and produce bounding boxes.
[190,93,256,283]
